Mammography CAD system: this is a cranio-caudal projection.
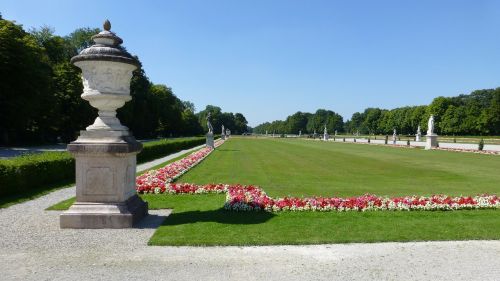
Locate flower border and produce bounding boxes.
[135,141,499,212]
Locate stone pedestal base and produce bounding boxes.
[206,132,214,148]
[323,135,329,141]
[60,130,148,229]
[416,135,421,142]
[60,195,148,228]
[425,134,438,150]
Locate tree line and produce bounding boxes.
[253,109,344,135]
[254,88,500,136]
[0,16,248,145]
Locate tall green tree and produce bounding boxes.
[0,18,53,144]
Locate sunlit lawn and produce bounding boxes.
[50,137,500,245]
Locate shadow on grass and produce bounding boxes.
[164,208,275,226]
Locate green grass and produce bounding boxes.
[147,194,500,246]
[178,138,500,197]
[48,138,500,245]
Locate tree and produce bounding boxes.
[233,113,248,134]
[286,112,308,134]
[65,27,100,53]
[0,18,53,144]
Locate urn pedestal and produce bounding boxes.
[206,132,214,148]
[425,134,438,150]
[60,131,148,228]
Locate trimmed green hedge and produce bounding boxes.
[0,137,205,197]
[0,152,74,197]
[138,137,205,163]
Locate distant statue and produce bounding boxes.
[416,125,422,141]
[299,130,301,137]
[427,115,434,135]
[392,128,397,142]
[334,130,337,136]
[222,125,225,135]
[324,124,327,135]
[206,112,213,133]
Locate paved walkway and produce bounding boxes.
[0,145,499,281]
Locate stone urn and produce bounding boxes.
[60,20,148,228]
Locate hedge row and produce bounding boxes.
[0,137,206,197]
[137,137,205,163]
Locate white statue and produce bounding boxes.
[299,130,301,137]
[427,115,434,135]
[222,125,225,135]
[206,112,213,133]
[334,130,337,136]
[416,125,422,141]
[392,128,397,142]
[324,124,327,135]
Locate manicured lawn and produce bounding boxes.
[147,194,500,246]
[49,137,500,245]
[178,137,500,197]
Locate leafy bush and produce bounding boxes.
[0,137,205,197]
[0,152,74,197]
[137,137,205,163]
[479,139,484,151]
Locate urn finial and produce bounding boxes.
[103,19,111,31]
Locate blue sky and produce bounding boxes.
[3,0,500,126]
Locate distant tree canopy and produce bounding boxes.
[343,89,500,136]
[253,109,343,135]
[254,88,500,136]
[0,17,248,145]
[196,105,249,135]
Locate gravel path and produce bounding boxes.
[1,145,499,280]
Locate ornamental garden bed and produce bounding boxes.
[50,137,500,245]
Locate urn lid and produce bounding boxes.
[70,20,140,67]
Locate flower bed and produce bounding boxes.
[135,138,499,212]
[224,185,499,212]
[432,147,499,155]
[137,181,499,212]
[136,139,224,194]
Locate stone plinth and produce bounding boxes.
[60,131,148,228]
[206,132,214,148]
[425,134,438,150]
